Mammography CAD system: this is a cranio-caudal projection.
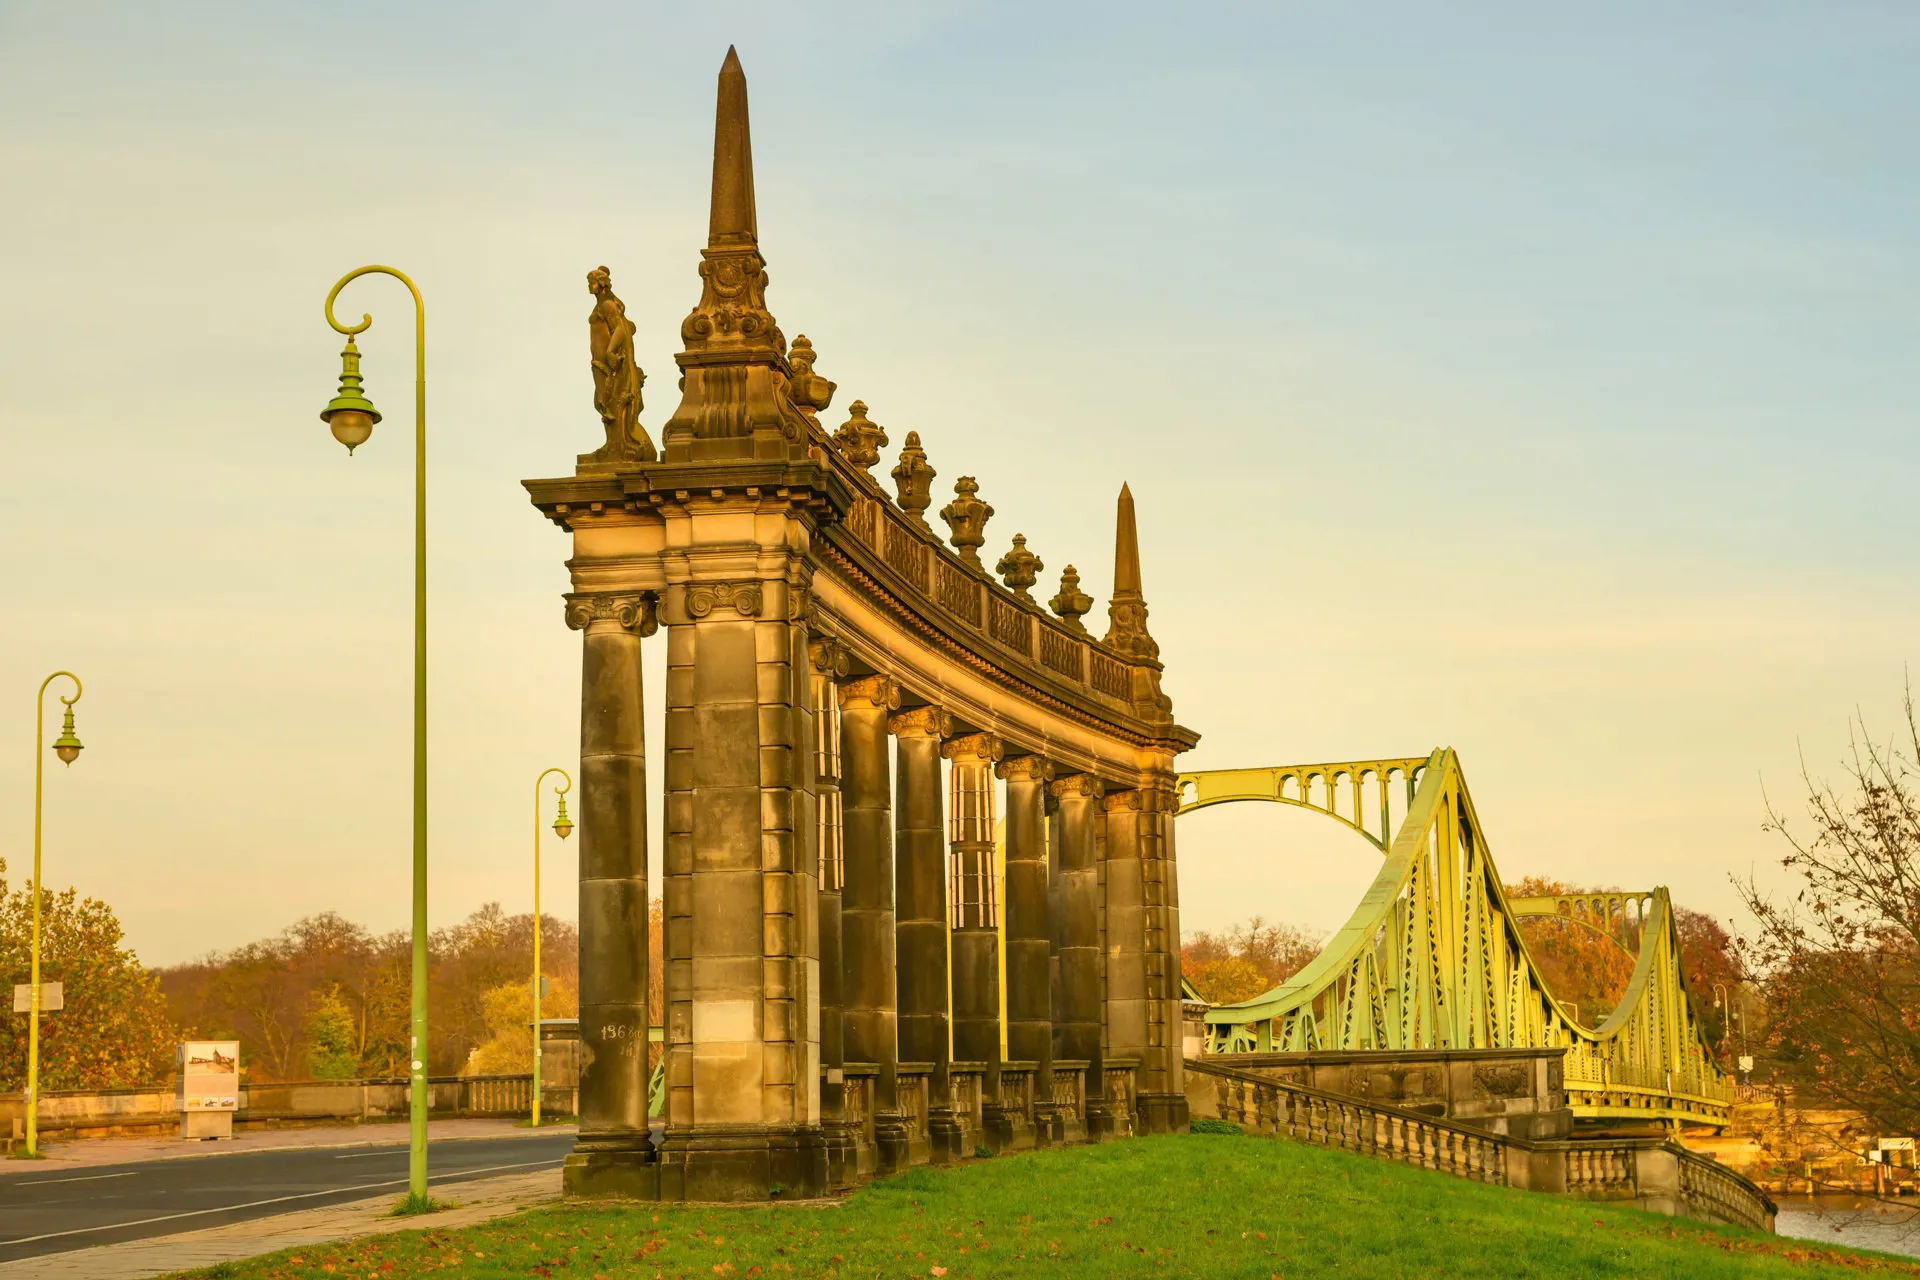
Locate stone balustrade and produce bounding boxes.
[1187,1057,1775,1232]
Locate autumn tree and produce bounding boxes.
[0,858,176,1090]
[429,904,579,1076]
[161,912,409,1081]
[304,988,361,1079]
[1507,876,1639,1026]
[1673,905,1747,1051]
[158,901,606,1083]
[465,975,581,1076]
[1182,917,1323,1004]
[1737,692,1920,1134]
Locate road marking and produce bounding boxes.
[334,1150,406,1160]
[14,1172,137,1187]
[0,1157,562,1247]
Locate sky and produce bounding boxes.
[2,1,1917,968]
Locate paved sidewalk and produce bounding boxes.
[1,1119,574,1173]
[0,1167,561,1279]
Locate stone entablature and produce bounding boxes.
[527,444,1193,772]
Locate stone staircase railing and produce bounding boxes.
[1188,1058,1775,1232]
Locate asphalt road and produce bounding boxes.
[0,1132,574,1263]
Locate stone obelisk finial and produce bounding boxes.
[1102,483,1160,660]
[660,46,807,464]
[710,46,757,247]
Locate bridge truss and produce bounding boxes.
[1179,750,1732,1126]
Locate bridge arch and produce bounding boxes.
[1176,755,1433,851]
[1178,751,1732,1127]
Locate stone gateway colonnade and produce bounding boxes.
[524,49,1198,1202]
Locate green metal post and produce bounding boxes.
[323,267,428,1204]
[25,672,83,1159]
[531,767,571,1129]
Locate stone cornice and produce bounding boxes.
[524,457,855,531]
[814,541,1198,755]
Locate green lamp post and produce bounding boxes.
[531,768,573,1128]
[25,672,84,1158]
[319,265,430,1207]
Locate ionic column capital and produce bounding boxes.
[684,579,764,619]
[941,732,1004,765]
[564,591,658,635]
[1101,787,1146,814]
[807,636,851,678]
[838,674,901,711]
[996,755,1055,784]
[887,703,953,739]
[1049,773,1106,802]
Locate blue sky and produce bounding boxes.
[2,1,1916,964]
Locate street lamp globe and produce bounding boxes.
[51,707,83,766]
[320,334,382,455]
[325,408,377,453]
[552,795,574,841]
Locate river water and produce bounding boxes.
[1774,1195,1920,1259]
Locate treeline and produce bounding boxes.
[158,902,663,1081]
[1180,918,1324,1005]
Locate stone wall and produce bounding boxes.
[0,1075,570,1144]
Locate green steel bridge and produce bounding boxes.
[1180,750,1732,1128]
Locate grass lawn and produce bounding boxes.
[181,1132,1920,1279]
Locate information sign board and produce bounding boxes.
[179,1041,241,1112]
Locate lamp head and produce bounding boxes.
[51,706,82,766]
[552,794,573,841]
[320,335,382,454]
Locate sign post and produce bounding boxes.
[178,1041,240,1140]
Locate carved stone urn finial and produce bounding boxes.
[1049,564,1094,634]
[890,431,937,531]
[788,334,836,428]
[996,534,1044,603]
[833,399,888,471]
[939,476,995,571]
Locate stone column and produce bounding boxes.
[807,638,856,1187]
[1102,787,1148,1136]
[944,732,1005,1148]
[890,704,959,1164]
[1138,776,1190,1132]
[1051,773,1104,1142]
[655,577,824,1201]
[839,675,905,1170]
[561,592,656,1198]
[999,755,1057,1144]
